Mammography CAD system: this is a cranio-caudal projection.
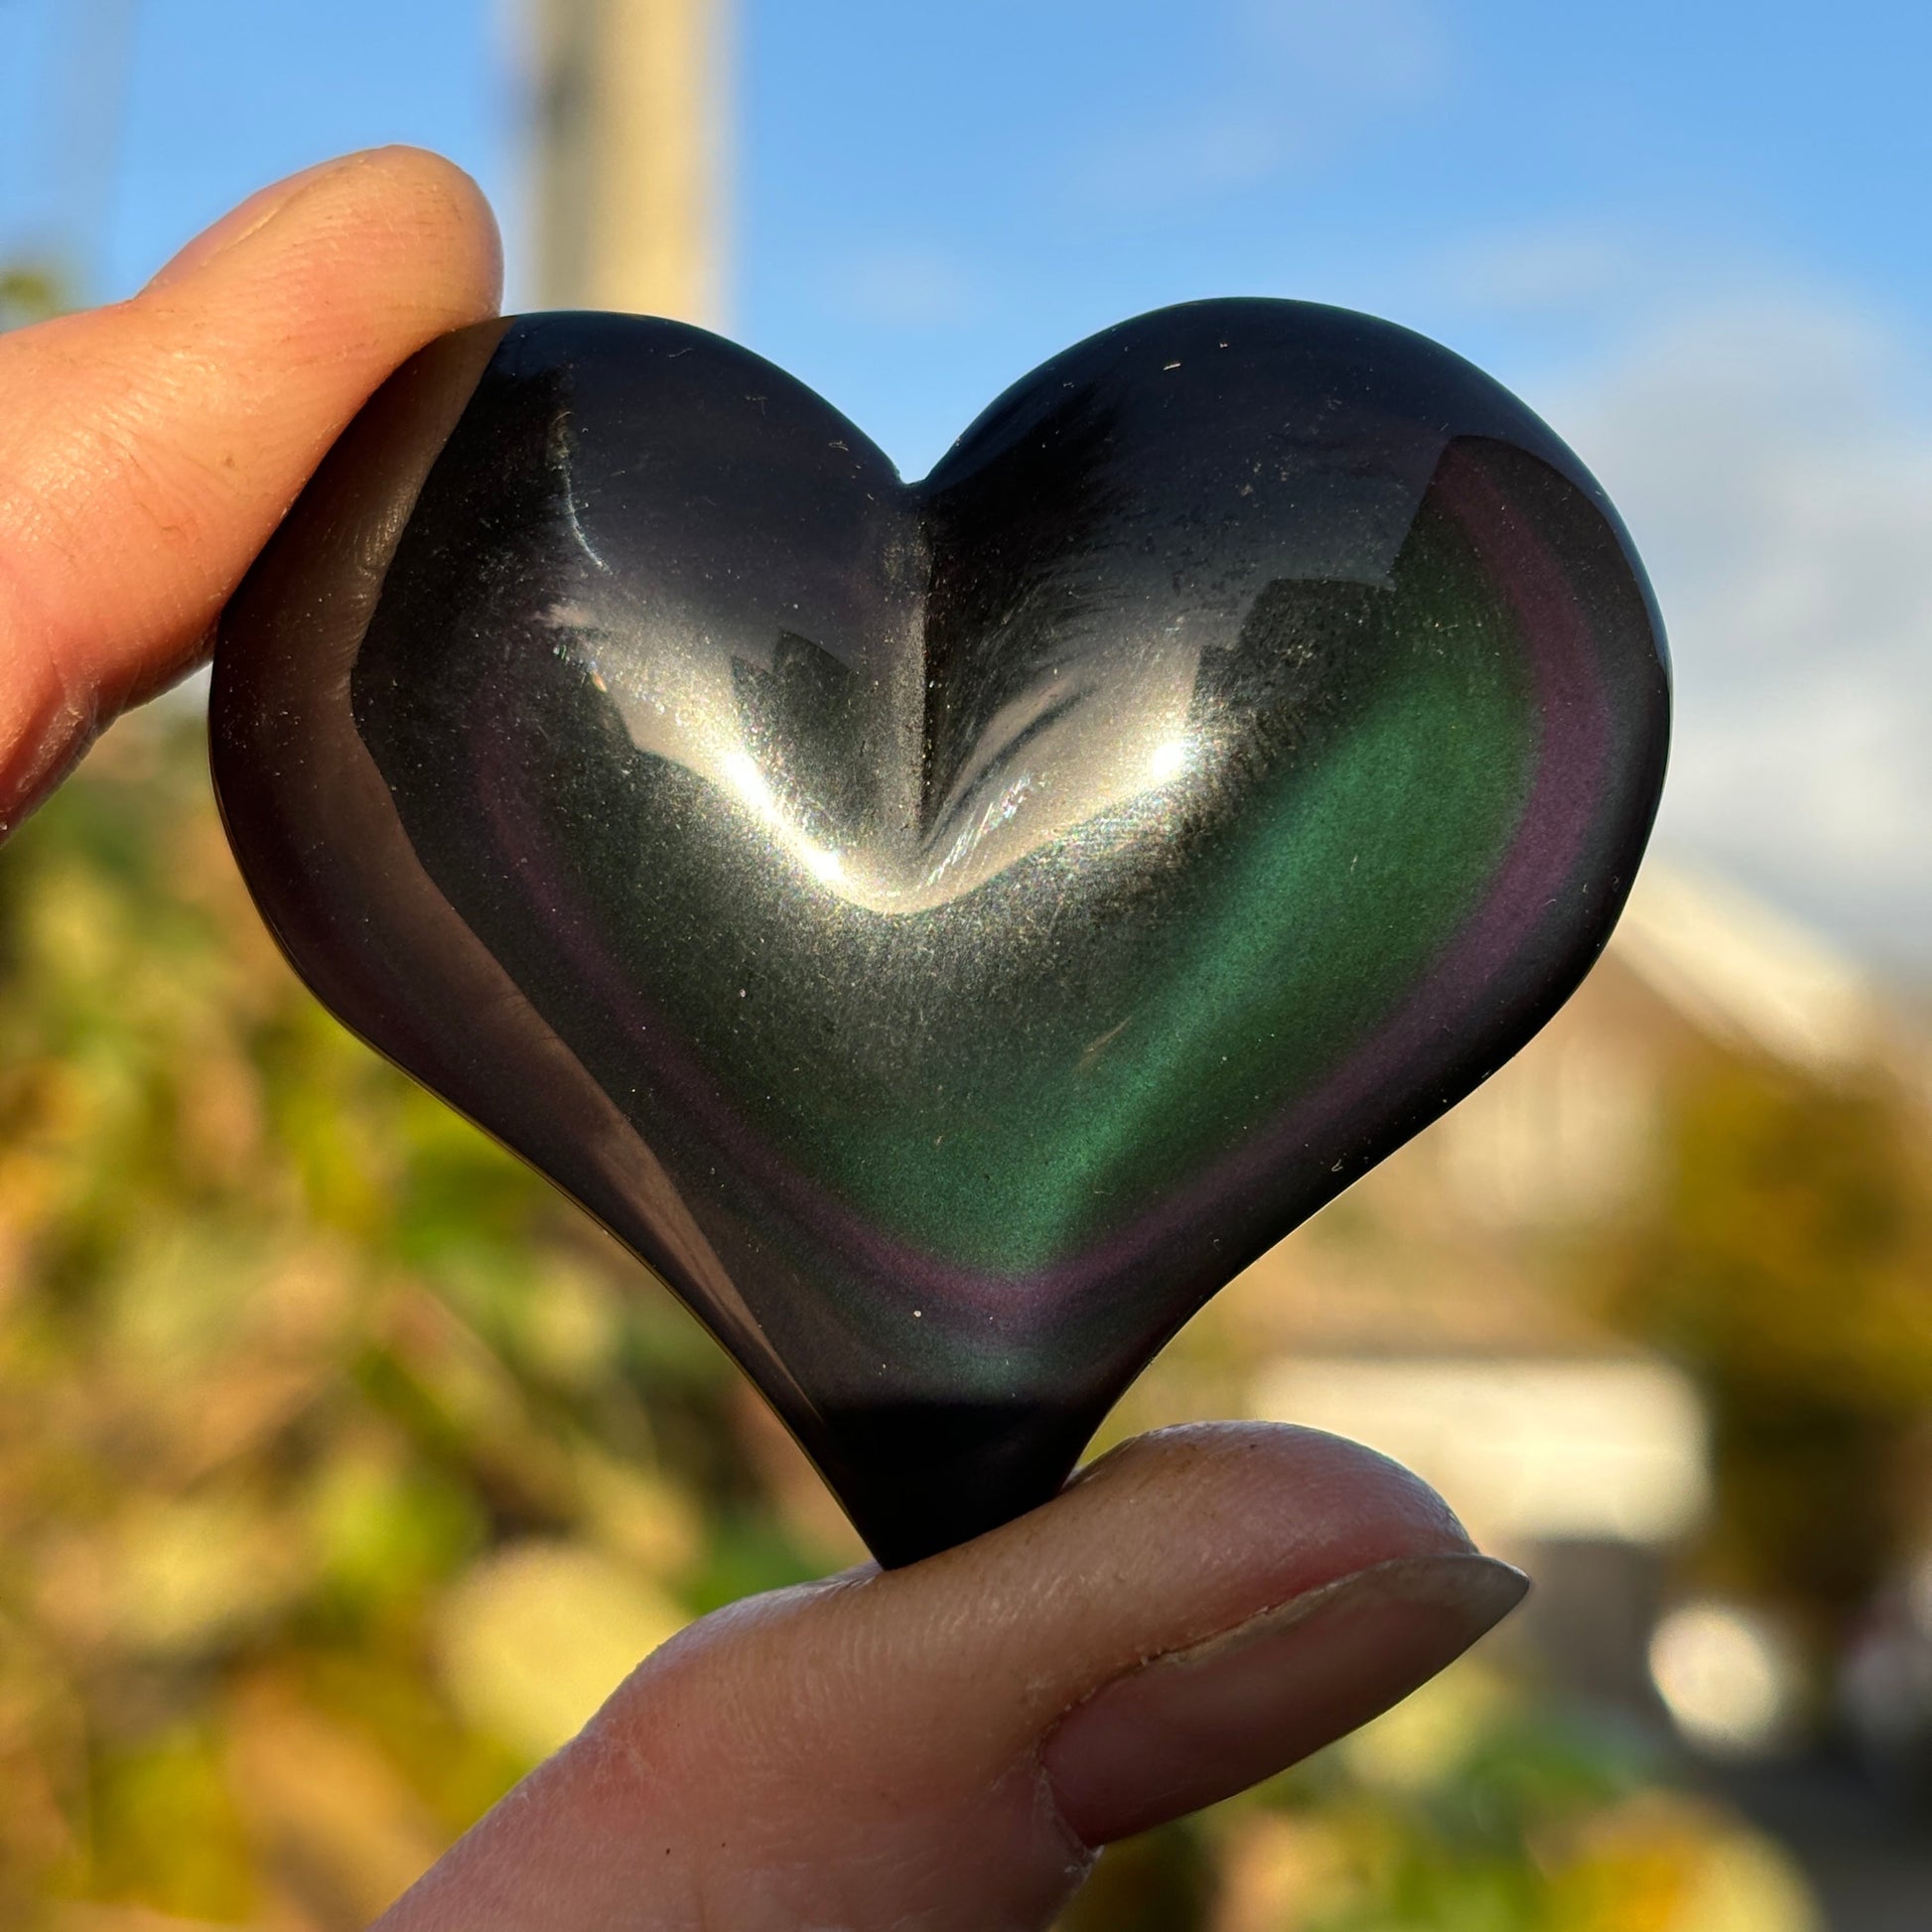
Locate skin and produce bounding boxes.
[0,151,1523,1929]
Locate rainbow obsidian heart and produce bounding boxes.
[211,300,1668,1565]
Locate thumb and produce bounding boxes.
[376,1425,1527,1931]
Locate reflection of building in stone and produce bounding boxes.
[1144,858,1926,1717]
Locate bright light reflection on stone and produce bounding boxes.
[1148,738,1191,782]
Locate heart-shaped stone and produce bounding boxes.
[211,300,1668,1565]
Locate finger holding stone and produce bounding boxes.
[376,1424,1527,1932]
[0,146,501,833]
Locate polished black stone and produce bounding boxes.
[211,302,1669,1565]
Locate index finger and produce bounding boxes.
[0,146,501,831]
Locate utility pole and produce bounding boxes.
[529,0,730,324]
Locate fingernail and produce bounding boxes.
[145,156,350,289]
[1041,1553,1529,1846]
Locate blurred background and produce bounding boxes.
[2,2,1930,1927]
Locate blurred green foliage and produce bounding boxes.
[1,263,65,332]
[1069,1663,1815,1932]
[1598,1060,1932,1621]
[0,714,824,1925]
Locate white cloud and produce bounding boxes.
[1549,294,1932,967]
[1067,0,1451,209]
[817,244,977,330]
[1448,225,1648,317]
[1072,109,1294,207]
[1238,0,1450,103]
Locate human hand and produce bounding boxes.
[0,154,1526,1930]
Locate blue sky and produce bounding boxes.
[4,0,1931,964]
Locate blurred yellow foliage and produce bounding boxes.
[1598,1058,1932,1615]
[0,717,818,1927]
[437,1541,686,1760]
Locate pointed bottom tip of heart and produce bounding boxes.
[805,1394,1106,1568]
